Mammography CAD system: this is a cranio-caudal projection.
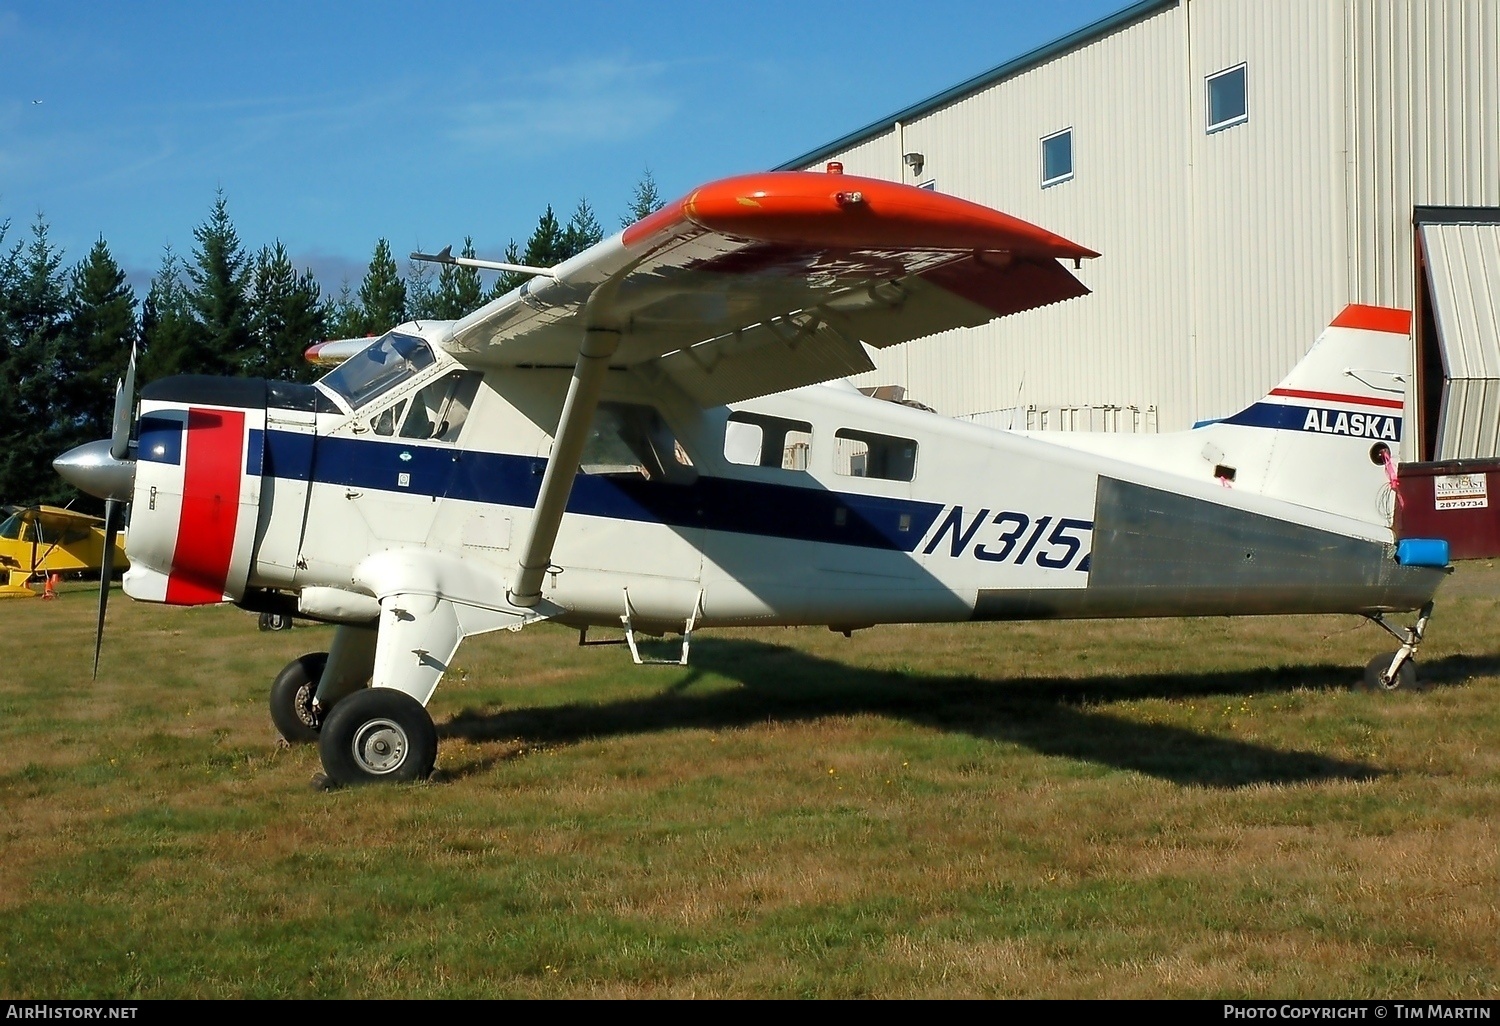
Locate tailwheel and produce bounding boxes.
[270,652,329,743]
[1361,601,1434,694]
[318,688,437,786]
[1362,651,1418,692]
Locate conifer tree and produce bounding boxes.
[562,199,604,259]
[621,168,664,227]
[5,217,70,505]
[434,236,484,319]
[521,206,568,270]
[187,191,252,376]
[324,280,364,339]
[405,258,438,321]
[248,242,325,382]
[60,238,136,445]
[0,218,24,504]
[488,240,526,300]
[357,239,406,335]
[140,247,203,383]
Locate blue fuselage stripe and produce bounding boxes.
[252,428,942,552]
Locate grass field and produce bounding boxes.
[1,570,1498,998]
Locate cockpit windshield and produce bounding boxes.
[318,332,436,410]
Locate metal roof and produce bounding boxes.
[773,0,1178,172]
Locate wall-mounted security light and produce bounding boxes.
[903,152,925,176]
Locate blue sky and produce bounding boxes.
[1,0,1125,297]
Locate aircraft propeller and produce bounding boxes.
[53,344,137,679]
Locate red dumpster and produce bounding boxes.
[1395,458,1500,560]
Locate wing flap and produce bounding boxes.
[642,314,875,407]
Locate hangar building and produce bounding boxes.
[778,0,1500,461]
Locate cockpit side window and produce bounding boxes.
[318,332,435,409]
[398,371,482,442]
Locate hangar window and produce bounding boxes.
[834,429,917,482]
[1207,64,1248,133]
[723,412,812,471]
[1041,128,1073,187]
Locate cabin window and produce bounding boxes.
[581,402,696,484]
[371,400,407,437]
[723,412,813,471]
[834,429,917,482]
[0,513,30,541]
[1206,64,1248,133]
[1041,128,1073,187]
[398,371,482,442]
[318,331,435,409]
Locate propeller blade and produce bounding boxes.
[110,343,137,461]
[92,498,122,679]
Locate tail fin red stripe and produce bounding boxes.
[1330,304,1411,334]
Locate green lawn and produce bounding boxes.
[1,570,1497,997]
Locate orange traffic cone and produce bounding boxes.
[42,572,60,599]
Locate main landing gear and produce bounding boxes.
[266,622,439,786]
[1362,601,1434,692]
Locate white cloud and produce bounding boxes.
[444,56,679,155]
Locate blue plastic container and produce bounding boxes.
[1397,538,1450,567]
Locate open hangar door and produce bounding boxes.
[1414,207,1500,460]
[1398,208,1500,559]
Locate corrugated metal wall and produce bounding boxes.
[797,0,1500,441]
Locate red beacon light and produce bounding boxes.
[826,161,843,175]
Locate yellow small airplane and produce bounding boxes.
[0,504,129,598]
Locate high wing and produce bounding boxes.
[2,504,104,531]
[410,171,1099,608]
[442,171,1097,406]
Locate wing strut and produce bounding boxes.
[508,271,634,607]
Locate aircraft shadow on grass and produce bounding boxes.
[439,639,1499,789]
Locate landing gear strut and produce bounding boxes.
[1362,600,1433,692]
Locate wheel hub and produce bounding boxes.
[351,719,408,774]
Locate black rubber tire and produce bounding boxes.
[1362,651,1418,692]
[258,611,294,631]
[317,688,437,786]
[269,652,329,743]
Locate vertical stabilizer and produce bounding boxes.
[1205,304,1411,528]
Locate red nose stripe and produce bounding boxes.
[165,408,244,605]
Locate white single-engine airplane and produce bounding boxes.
[56,167,1448,786]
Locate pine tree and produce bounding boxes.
[60,238,136,446]
[434,236,484,319]
[139,247,204,383]
[488,240,526,300]
[5,216,71,505]
[521,206,568,270]
[187,191,253,376]
[324,280,364,339]
[563,198,604,259]
[0,218,24,504]
[405,258,438,321]
[248,242,325,382]
[356,238,406,335]
[621,168,664,227]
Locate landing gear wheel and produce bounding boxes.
[258,611,294,631]
[1362,651,1418,692]
[318,688,437,786]
[270,652,329,743]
